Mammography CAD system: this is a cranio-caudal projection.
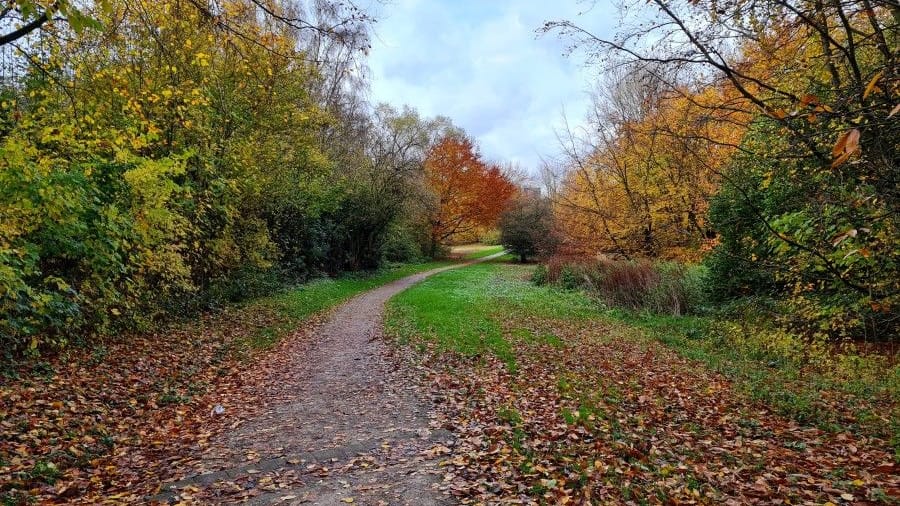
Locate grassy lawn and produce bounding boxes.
[463,245,505,259]
[449,243,506,260]
[267,261,451,320]
[386,259,593,368]
[384,260,899,503]
[387,260,897,438]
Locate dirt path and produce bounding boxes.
[155,255,503,505]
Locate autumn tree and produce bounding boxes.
[324,105,456,268]
[552,67,733,260]
[0,0,451,353]
[424,135,517,256]
[547,0,899,338]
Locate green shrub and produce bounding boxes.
[558,265,582,291]
[530,265,549,286]
[381,224,425,263]
[499,195,558,262]
[705,122,898,342]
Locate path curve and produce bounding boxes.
[156,252,505,505]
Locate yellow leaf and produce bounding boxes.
[863,71,883,99]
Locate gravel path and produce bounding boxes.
[156,255,502,505]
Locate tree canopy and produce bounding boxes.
[545,0,898,339]
[0,0,517,355]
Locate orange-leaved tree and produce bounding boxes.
[553,68,743,261]
[424,134,516,255]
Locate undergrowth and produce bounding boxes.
[532,256,707,315]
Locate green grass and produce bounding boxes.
[386,261,899,447]
[269,261,451,319]
[240,260,451,350]
[385,260,596,369]
[462,245,505,259]
[605,309,900,443]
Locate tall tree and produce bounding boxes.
[500,193,558,262]
[424,134,517,255]
[546,0,899,337]
[553,67,732,260]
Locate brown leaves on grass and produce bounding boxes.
[415,318,899,504]
[0,305,326,504]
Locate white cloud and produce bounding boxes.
[367,0,617,175]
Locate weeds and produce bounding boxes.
[534,256,707,315]
[28,461,61,485]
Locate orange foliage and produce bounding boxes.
[424,135,516,251]
[555,79,750,261]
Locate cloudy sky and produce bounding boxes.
[366,0,619,175]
